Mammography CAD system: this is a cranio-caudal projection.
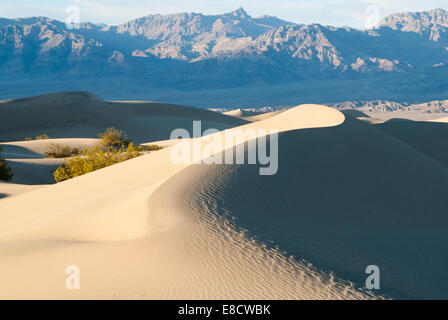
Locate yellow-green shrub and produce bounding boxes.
[53,127,162,183]
[53,143,144,182]
[98,127,130,148]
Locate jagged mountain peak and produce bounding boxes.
[225,7,250,19]
[110,8,295,60]
[115,8,290,39]
[379,8,448,29]
[12,16,58,25]
[378,8,448,42]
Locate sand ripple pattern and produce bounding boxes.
[145,163,381,299]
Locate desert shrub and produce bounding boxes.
[35,134,50,140]
[0,146,13,181]
[53,127,162,182]
[98,127,130,148]
[25,137,33,141]
[53,142,143,182]
[44,143,80,158]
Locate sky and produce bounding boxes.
[1,0,447,29]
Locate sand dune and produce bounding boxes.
[0,104,381,299]
[197,115,448,299]
[0,92,247,198]
[375,119,448,168]
[223,108,254,117]
[224,108,284,122]
[428,116,448,123]
[0,91,247,143]
[0,139,101,196]
[0,139,100,158]
[0,102,447,299]
[0,183,46,199]
[3,158,62,185]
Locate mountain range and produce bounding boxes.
[1,7,448,106]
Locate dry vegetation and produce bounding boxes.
[53,127,161,182]
[44,143,80,158]
[98,127,130,148]
[25,134,50,141]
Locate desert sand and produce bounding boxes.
[223,108,284,122]
[0,91,247,143]
[1,93,448,299]
[428,116,448,123]
[0,92,246,197]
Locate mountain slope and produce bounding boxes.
[89,8,295,61]
[0,8,448,100]
[379,8,448,42]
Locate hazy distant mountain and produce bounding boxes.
[0,8,448,105]
[331,99,448,113]
[379,8,448,41]
[110,8,295,61]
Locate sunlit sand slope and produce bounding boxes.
[0,105,383,299]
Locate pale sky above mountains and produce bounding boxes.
[1,0,448,29]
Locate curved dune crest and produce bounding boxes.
[0,104,344,242]
[252,104,345,131]
[197,116,448,299]
[0,104,371,299]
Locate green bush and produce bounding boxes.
[44,143,80,158]
[98,127,130,148]
[54,143,144,182]
[53,128,162,182]
[0,146,13,181]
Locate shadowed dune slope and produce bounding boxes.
[375,120,448,168]
[176,115,448,299]
[0,139,100,187]
[3,158,61,185]
[0,91,248,143]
